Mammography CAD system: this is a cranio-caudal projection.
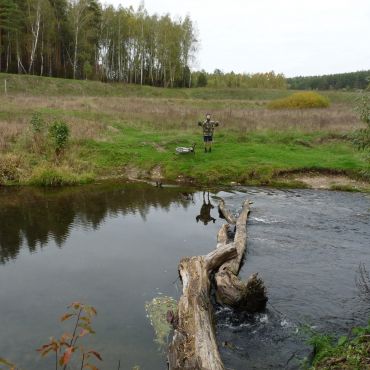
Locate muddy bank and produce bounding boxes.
[117,166,370,192]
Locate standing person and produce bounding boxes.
[198,113,219,153]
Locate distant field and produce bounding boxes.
[0,73,368,189]
[0,73,359,103]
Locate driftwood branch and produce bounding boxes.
[168,199,267,370]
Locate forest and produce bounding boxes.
[287,70,370,90]
[1,0,369,90]
[0,0,197,87]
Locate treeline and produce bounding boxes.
[192,69,287,89]
[287,70,370,90]
[0,0,197,87]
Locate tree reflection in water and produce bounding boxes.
[0,183,195,264]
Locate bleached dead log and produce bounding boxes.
[168,244,237,370]
[216,200,267,311]
[168,199,267,370]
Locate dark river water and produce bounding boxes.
[0,183,369,369]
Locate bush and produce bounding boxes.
[30,112,45,133]
[30,112,47,153]
[352,94,370,151]
[49,120,70,156]
[267,92,330,109]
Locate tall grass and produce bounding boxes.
[0,95,362,143]
[0,74,367,187]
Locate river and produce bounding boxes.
[0,183,369,369]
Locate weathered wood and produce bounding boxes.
[216,199,267,311]
[218,199,236,224]
[168,199,267,369]
[168,244,237,370]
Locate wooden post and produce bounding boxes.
[4,79,7,96]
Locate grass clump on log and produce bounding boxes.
[267,92,330,109]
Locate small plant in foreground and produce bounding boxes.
[307,321,370,369]
[49,120,70,157]
[307,265,370,369]
[37,302,102,370]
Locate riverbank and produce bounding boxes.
[0,74,369,191]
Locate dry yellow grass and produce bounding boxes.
[0,122,24,151]
[0,95,363,147]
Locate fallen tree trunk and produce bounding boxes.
[168,199,267,370]
[216,200,267,311]
[168,244,237,370]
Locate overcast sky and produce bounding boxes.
[103,0,370,77]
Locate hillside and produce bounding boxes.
[0,73,368,190]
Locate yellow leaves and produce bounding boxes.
[268,92,330,110]
[36,337,60,357]
[60,313,74,322]
[69,301,82,310]
[79,329,90,338]
[83,364,99,370]
[0,357,16,368]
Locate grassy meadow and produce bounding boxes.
[0,73,369,189]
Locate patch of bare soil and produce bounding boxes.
[140,141,167,152]
[150,165,163,180]
[125,166,145,181]
[153,143,166,152]
[295,174,368,191]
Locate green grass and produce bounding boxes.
[76,127,368,186]
[306,320,370,369]
[0,73,368,188]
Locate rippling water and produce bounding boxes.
[0,183,369,369]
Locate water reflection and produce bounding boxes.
[196,191,216,225]
[0,183,195,264]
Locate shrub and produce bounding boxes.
[352,93,370,151]
[49,120,70,156]
[267,92,330,109]
[30,112,47,153]
[30,112,45,133]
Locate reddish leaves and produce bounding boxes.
[36,302,101,369]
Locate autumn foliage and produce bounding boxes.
[267,91,330,109]
[36,302,102,370]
